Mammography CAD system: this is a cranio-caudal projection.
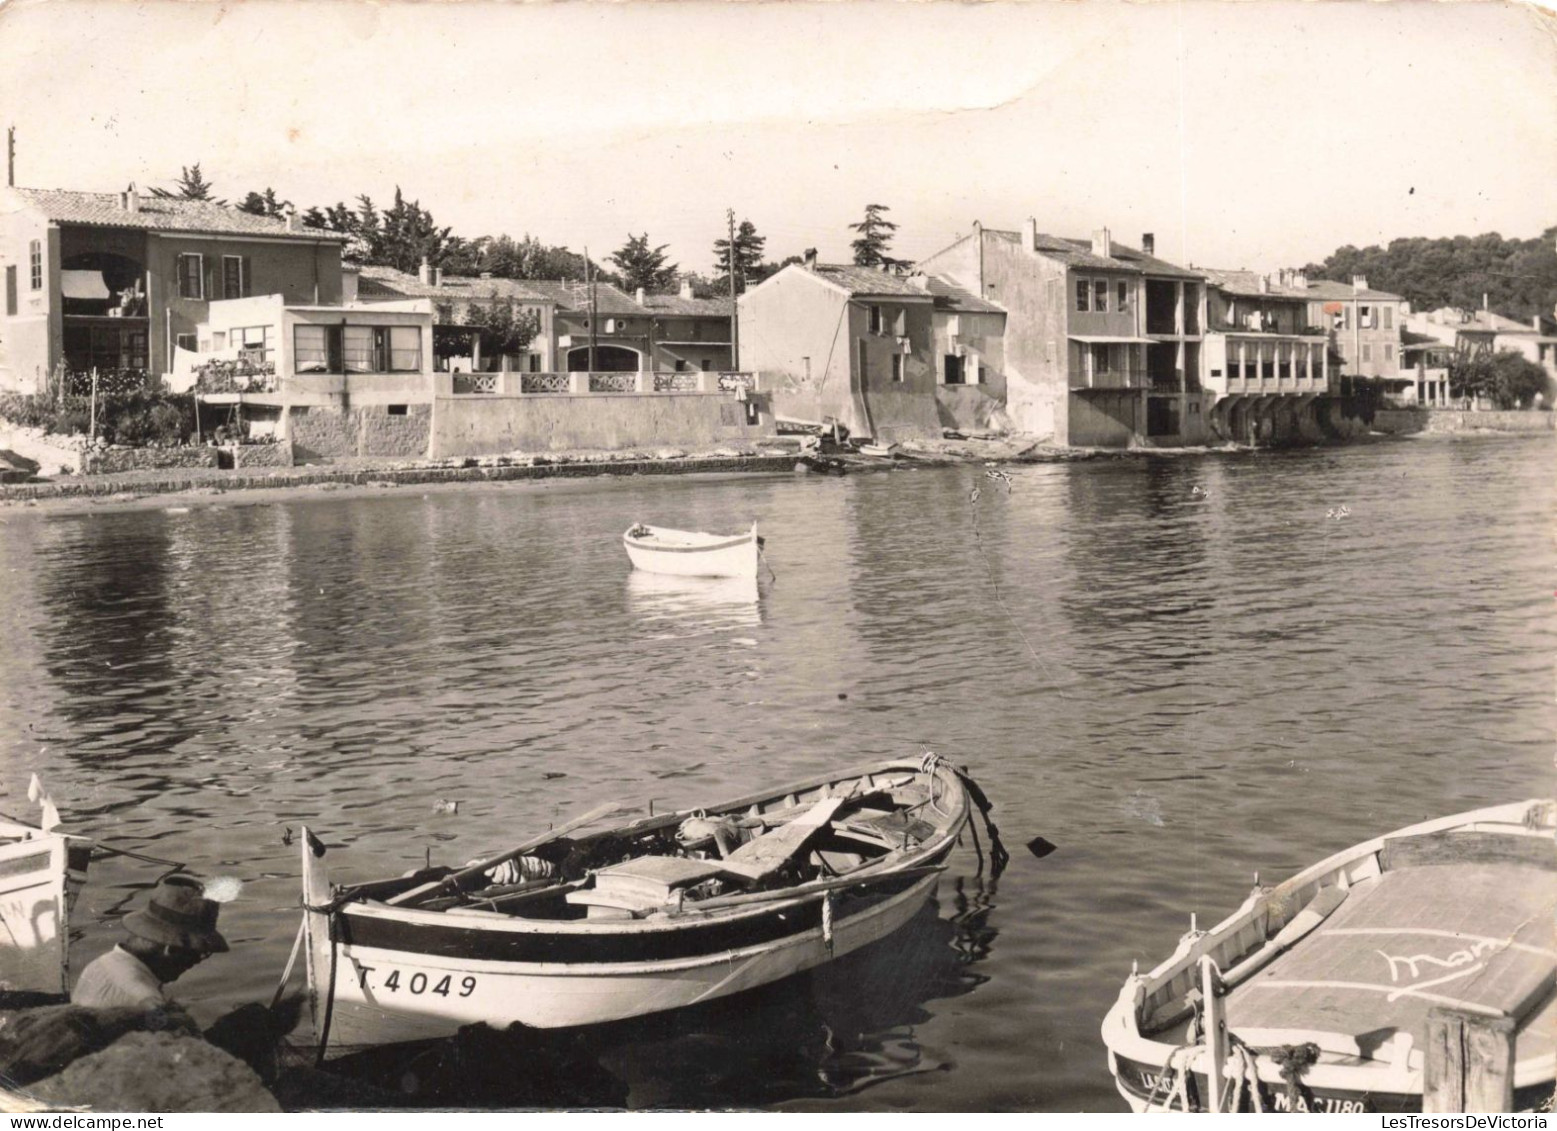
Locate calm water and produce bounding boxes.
[2,435,1552,1110]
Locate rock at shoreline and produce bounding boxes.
[26,1031,280,1113]
[0,1002,199,1086]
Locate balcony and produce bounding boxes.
[444,371,758,397]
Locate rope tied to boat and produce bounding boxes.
[922,753,1010,878]
[1272,1041,1321,1113]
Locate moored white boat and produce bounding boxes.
[1101,799,1557,1113]
[622,522,761,579]
[0,777,91,1003]
[299,756,999,1058]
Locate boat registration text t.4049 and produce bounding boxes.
[350,961,478,999]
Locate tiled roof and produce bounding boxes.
[521,279,647,316]
[11,187,345,241]
[1199,267,1310,300]
[1303,279,1404,302]
[987,229,1202,280]
[1400,331,1452,350]
[640,293,733,317]
[811,263,933,298]
[921,274,1005,314]
[356,265,551,303]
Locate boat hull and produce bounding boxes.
[303,757,975,1058]
[1100,799,1557,1113]
[622,526,759,579]
[312,868,939,1054]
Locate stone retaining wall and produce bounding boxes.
[83,446,220,474]
[1374,408,1554,435]
[289,406,430,460]
[229,441,294,468]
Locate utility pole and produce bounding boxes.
[727,208,740,372]
[7,126,14,188]
[585,247,597,373]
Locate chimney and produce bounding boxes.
[1351,274,1368,293]
[1022,217,1037,251]
[679,277,694,299]
[802,248,818,271]
[1092,227,1112,259]
[1293,271,1308,289]
[1258,275,1270,294]
[635,286,645,305]
[1141,232,1155,257]
[1482,292,1489,312]
[911,274,931,292]
[122,182,140,213]
[284,207,299,232]
[432,266,442,288]
[418,257,433,286]
[341,264,359,303]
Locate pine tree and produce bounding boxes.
[850,204,900,269]
[151,164,220,202]
[236,188,292,219]
[608,233,678,293]
[712,219,768,294]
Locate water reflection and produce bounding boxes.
[625,571,762,635]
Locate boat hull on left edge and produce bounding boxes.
[300,757,977,1058]
[0,779,90,1004]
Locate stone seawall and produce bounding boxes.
[83,446,221,474]
[228,441,294,468]
[289,405,431,460]
[1374,408,1555,435]
[0,455,802,502]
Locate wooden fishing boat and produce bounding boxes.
[0,777,90,1004]
[622,522,761,579]
[1101,799,1557,1113]
[300,756,997,1058]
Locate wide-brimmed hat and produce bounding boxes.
[123,876,229,954]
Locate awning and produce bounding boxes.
[1068,335,1157,345]
[61,270,111,300]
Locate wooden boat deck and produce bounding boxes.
[1225,858,1557,1062]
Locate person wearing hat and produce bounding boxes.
[73,875,229,1010]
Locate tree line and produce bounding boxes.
[153,165,907,297]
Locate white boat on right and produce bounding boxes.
[1101,799,1556,1113]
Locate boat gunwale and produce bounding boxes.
[622,525,756,555]
[334,757,972,933]
[1100,798,1557,1105]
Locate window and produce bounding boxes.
[1092,343,1112,375]
[388,327,421,372]
[175,333,198,352]
[944,354,965,385]
[177,254,204,299]
[1094,280,1109,313]
[29,240,42,290]
[868,306,882,334]
[231,325,274,364]
[1361,344,1372,363]
[1076,279,1090,312]
[674,359,687,372]
[295,324,337,373]
[1117,281,1129,312]
[387,404,408,416]
[891,354,903,382]
[1382,306,1393,330]
[5,265,15,315]
[893,309,906,336]
[1358,304,1374,329]
[222,256,248,300]
[343,326,374,373]
[1384,343,1394,362]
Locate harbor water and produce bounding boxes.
[1,434,1551,1110]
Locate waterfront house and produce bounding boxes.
[355,262,557,373]
[0,184,345,394]
[920,274,1007,433]
[1199,267,1331,441]
[1303,276,1405,387]
[736,255,943,443]
[917,222,1206,447]
[188,294,437,460]
[1404,304,1557,385]
[639,282,734,375]
[1397,331,1453,406]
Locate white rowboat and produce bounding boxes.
[0,777,90,1004]
[622,522,761,579]
[299,757,989,1058]
[1101,799,1556,1113]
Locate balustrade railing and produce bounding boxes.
[655,372,701,392]
[194,358,277,395]
[452,373,498,395]
[63,368,153,396]
[589,372,638,393]
[444,370,759,396]
[522,372,570,394]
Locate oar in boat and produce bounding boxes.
[673,863,947,913]
[1221,884,1350,989]
[388,800,632,907]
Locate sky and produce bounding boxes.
[0,0,1553,278]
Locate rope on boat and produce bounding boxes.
[758,541,777,583]
[269,914,307,1011]
[921,753,1010,879]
